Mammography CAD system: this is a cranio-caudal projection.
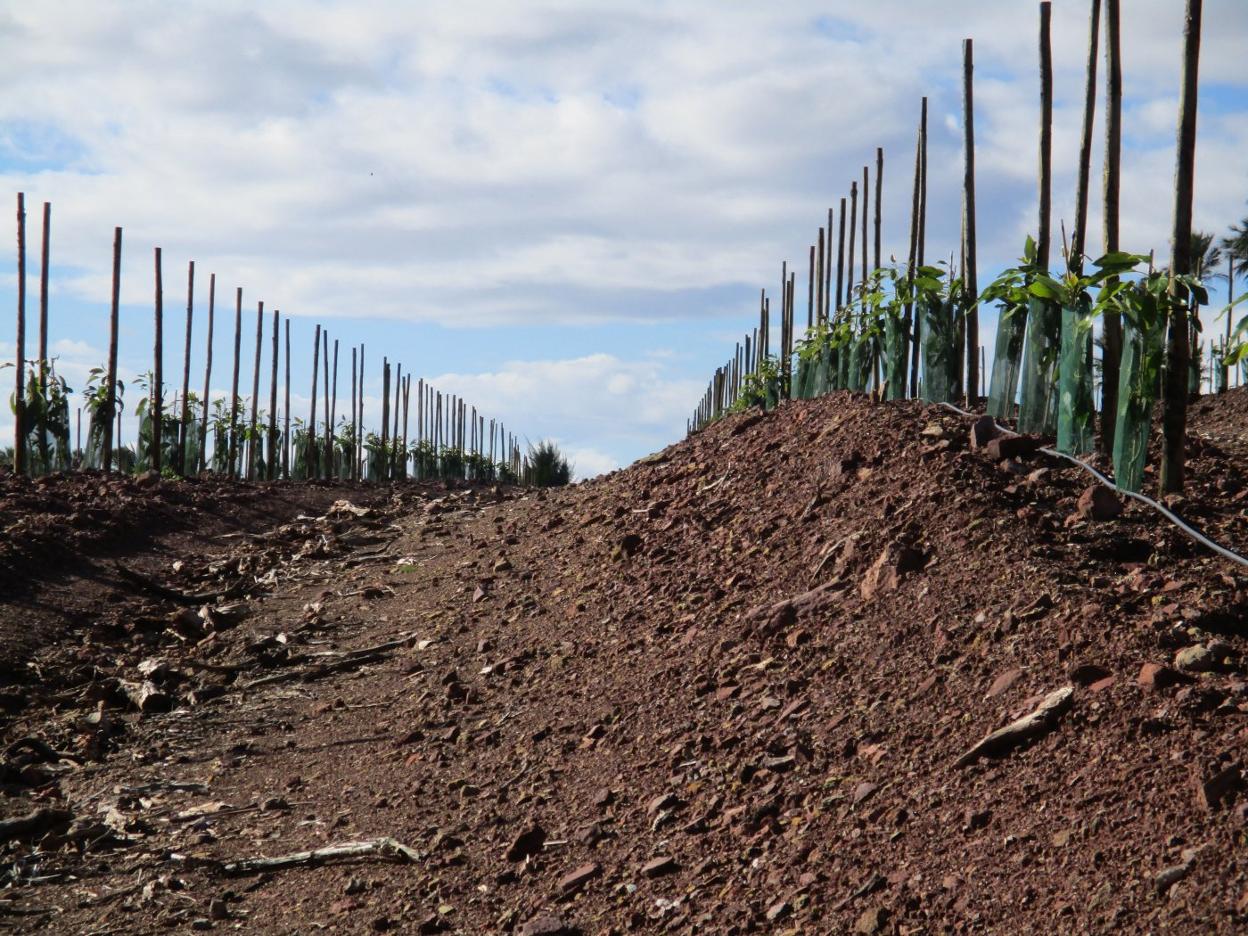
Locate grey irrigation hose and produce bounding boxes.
[936,401,1248,571]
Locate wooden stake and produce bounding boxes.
[860,166,868,290]
[178,261,194,475]
[788,272,796,391]
[37,201,49,398]
[962,39,980,405]
[321,329,330,479]
[14,194,26,475]
[904,103,923,399]
[247,301,262,481]
[758,289,766,364]
[1161,0,1203,494]
[1038,3,1054,271]
[874,148,883,273]
[1226,253,1235,392]
[36,201,50,471]
[808,244,816,331]
[228,287,242,478]
[391,362,401,476]
[780,260,788,377]
[267,308,278,481]
[402,375,410,476]
[307,325,320,479]
[282,318,291,479]
[103,228,121,473]
[815,228,825,325]
[825,207,834,319]
[1101,0,1123,448]
[199,273,215,473]
[910,97,928,396]
[1072,0,1102,272]
[381,358,390,482]
[152,247,164,473]
[350,346,358,481]
[329,338,339,477]
[836,198,847,312]
[357,344,365,479]
[847,182,857,306]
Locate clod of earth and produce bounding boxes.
[1076,485,1124,522]
[557,862,601,896]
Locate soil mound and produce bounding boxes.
[0,471,387,671]
[2,392,1247,934]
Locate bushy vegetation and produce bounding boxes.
[525,440,572,487]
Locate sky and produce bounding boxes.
[1,0,1246,479]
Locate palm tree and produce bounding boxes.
[1188,231,1222,396]
[1225,214,1248,260]
[1221,214,1248,390]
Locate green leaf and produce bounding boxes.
[1029,278,1061,300]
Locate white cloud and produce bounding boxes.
[0,1,1246,464]
[564,447,618,481]
[430,353,702,471]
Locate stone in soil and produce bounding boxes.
[1076,484,1123,521]
[557,862,601,895]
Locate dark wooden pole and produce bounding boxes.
[824,208,833,319]
[758,289,766,364]
[152,247,164,473]
[808,244,816,330]
[283,318,291,479]
[14,194,26,475]
[1100,0,1123,448]
[381,357,390,482]
[1038,3,1054,272]
[321,329,330,479]
[350,346,358,481]
[391,362,401,476]
[1226,254,1235,391]
[329,338,339,477]
[847,183,858,306]
[874,147,883,273]
[267,309,279,480]
[402,376,410,474]
[910,97,928,396]
[836,198,847,311]
[962,39,980,405]
[178,261,194,474]
[357,345,364,478]
[1161,0,1203,494]
[36,201,50,470]
[247,301,262,481]
[860,166,869,290]
[780,261,788,378]
[199,273,214,473]
[815,228,825,325]
[228,287,242,478]
[1072,0,1102,273]
[37,201,49,408]
[307,325,320,478]
[904,104,922,399]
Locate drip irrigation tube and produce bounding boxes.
[936,402,1248,571]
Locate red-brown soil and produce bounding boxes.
[1,390,1247,934]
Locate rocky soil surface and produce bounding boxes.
[2,390,1247,934]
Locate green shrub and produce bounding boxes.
[525,440,572,487]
